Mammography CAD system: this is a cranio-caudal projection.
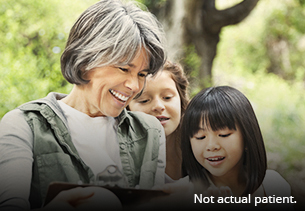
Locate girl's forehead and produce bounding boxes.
[198,118,235,131]
[147,69,172,81]
[198,119,212,131]
[146,71,177,93]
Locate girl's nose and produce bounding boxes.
[206,136,220,152]
[152,98,165,113]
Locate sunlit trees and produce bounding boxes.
[0,0,96,117]
[143,0,259,89]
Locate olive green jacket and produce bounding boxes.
[18,92,165,208]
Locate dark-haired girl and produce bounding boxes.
[169,86,293,210]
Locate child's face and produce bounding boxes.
[190,122,244,180]
[128,71,181,137]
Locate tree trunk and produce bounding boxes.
[153,0,260,90]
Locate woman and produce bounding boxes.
[0,0,166,210]
[128,61,189,182]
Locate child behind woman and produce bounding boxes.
[129,60,189,182]
[179,86,293,210]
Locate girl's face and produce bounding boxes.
[128,71,181,137]
[81,48,149,117]
[190,122,244,180]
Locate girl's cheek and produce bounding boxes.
[191,142,200,158]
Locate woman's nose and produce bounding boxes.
[125,75,140,92]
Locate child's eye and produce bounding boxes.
[219,134,231,138]
[163,96,172,100]
[138,99,149,104]
[195,136,206,140]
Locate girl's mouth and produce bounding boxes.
[109,89,130,103]
[156,117,170,122]
[206,157,225,162]
[156,116,170,126]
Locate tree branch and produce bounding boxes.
[218,0,259,26]
[203,0,260,33]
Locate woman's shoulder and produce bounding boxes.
[1,108,26,123]
[263,169,291,197]
[18,92,65,111]
[126,110,163,130]
[0,108,33,146]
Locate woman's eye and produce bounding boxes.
[138,72,148,78]
[119,67,128,72]
[195,136,206,140]
[219,134,231,138]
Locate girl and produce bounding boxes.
[128,60,189,182]
[180,86,292,209]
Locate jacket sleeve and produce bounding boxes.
[0,109,33,210]
[154,126,166,187]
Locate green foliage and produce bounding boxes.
[0,0,96,118]
[232,0,305,81]
[213,0,305,192]
[299,0,305,6]
[140,0,167,14]
[183,45,201,77]
[182,45,202,96]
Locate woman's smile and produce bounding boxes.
[64,48,150,118]
[109,89,130,103]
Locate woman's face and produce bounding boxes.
[128,71,181,137]
[82,48,150,117]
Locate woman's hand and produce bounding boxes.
[42,187,94,211]
[159,180,194,194]
[41,187,122,211]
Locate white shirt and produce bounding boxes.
[58,100,123,177]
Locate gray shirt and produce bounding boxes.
[0,92,166,210]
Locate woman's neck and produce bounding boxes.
[165,132,182,180]
[61,85,102,117]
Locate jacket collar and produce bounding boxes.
[116,109,135,132]
[27,92,135,132]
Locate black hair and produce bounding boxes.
[181,86,267,196]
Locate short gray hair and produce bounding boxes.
[61,0,167,85]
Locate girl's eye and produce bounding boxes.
[163,96,172,100]
[195,136,206,140]
[219,134,231,138]
[139,99,149,104]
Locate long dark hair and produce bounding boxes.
[181,86,267,196]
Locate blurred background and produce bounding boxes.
[1,0,304,209]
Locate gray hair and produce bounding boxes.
[61,0,167,85]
